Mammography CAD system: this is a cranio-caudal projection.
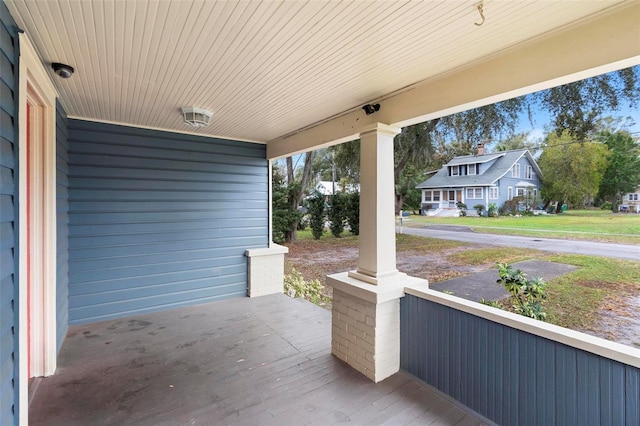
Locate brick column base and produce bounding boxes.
[327,272,427,382]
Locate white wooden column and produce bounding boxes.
[348,123,404,285]
[327,122,427,383]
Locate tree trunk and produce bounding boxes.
[395,194,404,216]
[555,199,564,214]
[285,152,315,243]
[611,193,620,212]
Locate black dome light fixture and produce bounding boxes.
[362,103,380,115]
[51,62,74,78]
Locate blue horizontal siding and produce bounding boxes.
[56,101,69,352]
[67,120,269,324]
[0,1,17,423]
[400,294,640,426]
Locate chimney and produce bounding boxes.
[477,143,485,156]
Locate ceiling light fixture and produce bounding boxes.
[51,62,74,78]
[362,103,380,115]
[181,106,213,128]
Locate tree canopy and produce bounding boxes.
[597,130,640,210]
[538,131,610,208]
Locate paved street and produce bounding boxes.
[400,225,640,261]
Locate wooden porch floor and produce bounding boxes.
[29,294,487,425]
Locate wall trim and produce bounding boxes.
[66,116,265,145]
[18,32,58,424]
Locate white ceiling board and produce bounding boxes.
[6,0,632,144]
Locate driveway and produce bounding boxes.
[400,225,640,261]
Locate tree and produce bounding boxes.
[534,67,639,140]
[328,192,346,237]
[538,131,610,209]
[494,132,540,152]
[597,130,640,211]
[330,140,360,185]
[307,191,325,240]
[271,166,302,244]
[344,192,360,235]
[283,151,314,242]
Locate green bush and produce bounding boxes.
[284,269,330,306]
[456,202,467,217]
[473,204,485,216]
[601,202,613,211]
[493,263,548,321]
[328,192,345,237]
[307,191,325,240]
[488,203,498,217]
[345,192,360,235]
[271,169,302,243]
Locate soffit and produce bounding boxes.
[6,0,628,143]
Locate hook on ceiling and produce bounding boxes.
[474,2,485,26]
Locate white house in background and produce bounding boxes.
[620,186,640,213]
[314,181,360,196]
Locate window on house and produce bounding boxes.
[512,163,520,178]
[468,164,476,175]
[433,191,440,201]
[489,187,499,199]
[525,165,532,180]
[451,166,459,176]
[517,187,525,196]
[466,187,483,199]
[508,187,513,200]
[424,191,432,202]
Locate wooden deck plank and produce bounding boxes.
[29,294,485,425]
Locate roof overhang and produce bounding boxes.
[6,1,640,158]
[268,2,640,158]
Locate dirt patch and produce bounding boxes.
[581,286,640,348]
[286,241,483,289]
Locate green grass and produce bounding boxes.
[447,247,548,266]
[405,209,640,244]
[543,254,640,330]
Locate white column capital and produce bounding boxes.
[358,123,401,138]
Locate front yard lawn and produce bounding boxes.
[404,209,640,244]
[285,231,640,348]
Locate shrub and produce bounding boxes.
[307,191,326,240]
[494,263,547,321]
[601,202,613,211]
[488,203,498,217]
[473,204,485,216]
[328,192,345,237]
[344,192,360,235]
[284,269,330,306]
[271,167,302,243]
[456,202,467,216]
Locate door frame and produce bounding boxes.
[17,33,58,420]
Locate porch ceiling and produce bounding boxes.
[6,0,639,152]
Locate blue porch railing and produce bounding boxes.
[400,288,640,426]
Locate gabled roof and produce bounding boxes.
[416,149,542,189]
